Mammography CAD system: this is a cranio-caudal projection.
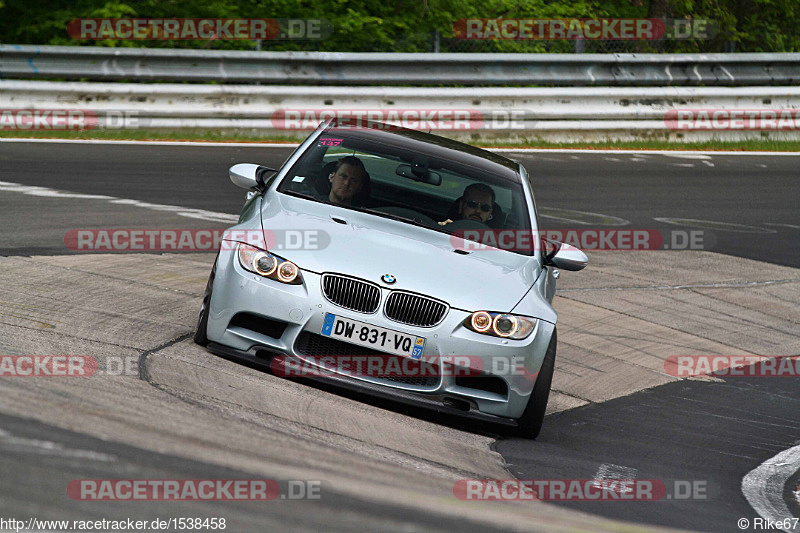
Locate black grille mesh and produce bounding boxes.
[322,274,381,313]
[384,291,447,327]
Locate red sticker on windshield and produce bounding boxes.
[318,138,343,146]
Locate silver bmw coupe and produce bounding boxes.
[194,119,587,438]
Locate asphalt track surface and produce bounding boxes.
[0,140,798,532]
[0,412,511,533]
[500,370,800,532]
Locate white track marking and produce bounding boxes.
[663,153,713,159]
[672,163,695,167]
[539,207,629,226]
[0,180,238,223]
[0,428,116,462]
[655,217,777,234]
[0,182,114,200]
[702,160,715,167]
[742,444,800,533]
[765,223,800,230]
[2,138,800,156]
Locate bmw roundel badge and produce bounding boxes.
[381,274,396,284]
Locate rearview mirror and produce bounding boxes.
[229,164,277,191]
[395,164,441,185]
[543,240,588,271]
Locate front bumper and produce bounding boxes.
[206,246,556,420]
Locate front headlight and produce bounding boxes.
[237,243,303,285]
[464,311,536,340]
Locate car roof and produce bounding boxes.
[323,122,522,184]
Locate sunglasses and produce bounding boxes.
[465,199,492,212]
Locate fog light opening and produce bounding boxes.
[254,348,277,362]
[443,397,471,412]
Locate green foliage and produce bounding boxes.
[0,0,797,52]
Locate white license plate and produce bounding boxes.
[321,313,425,359]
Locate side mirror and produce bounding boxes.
[229,164,277,191]
[543,240,588,271]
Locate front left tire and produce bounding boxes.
[514,328,556,439]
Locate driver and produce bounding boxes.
[328,156,368,205]
[439,183,495,226]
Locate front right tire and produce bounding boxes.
[193,254,218,347]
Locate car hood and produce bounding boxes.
[260,194,542,312]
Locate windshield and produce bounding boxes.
[276,127,534,255]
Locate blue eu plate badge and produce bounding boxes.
[322,313,336,336]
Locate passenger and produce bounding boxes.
[439,183,495,226]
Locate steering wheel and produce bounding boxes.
[444,218,492,230]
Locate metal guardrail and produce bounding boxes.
[3,79,800,143]
[2,45,800,86]
[4,80,799,119]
